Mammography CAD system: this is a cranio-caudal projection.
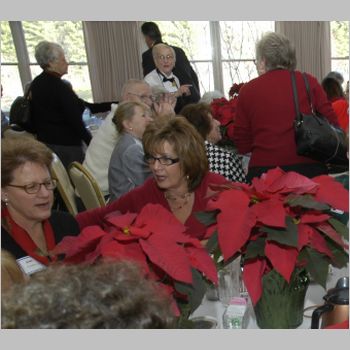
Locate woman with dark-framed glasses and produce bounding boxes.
[77,117,228,240]
[1,138,80,276]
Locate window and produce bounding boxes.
[0,22,22,111]
[330,21,349,90]
[22,21,92,101]
[155,21,274,97]
[0,21,92,112]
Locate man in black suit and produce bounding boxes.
[141,22,200,104]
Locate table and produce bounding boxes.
[191,266,349,329]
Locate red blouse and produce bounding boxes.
[1,207,58,265]
[76,172,228,240]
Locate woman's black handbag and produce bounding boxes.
[9,86,32,130]
[291,71,348,165]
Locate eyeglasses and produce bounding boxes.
[128,92,155,103]
[157,55,174,61]
[7,179,57,194]
[144,155,180,166]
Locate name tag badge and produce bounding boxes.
[16,256,47,276]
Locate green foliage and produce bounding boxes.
[261,216,299,248]
[331,21,349,58]
[245,237,266,259]
[328,217,349,240]
[195,209,219,226]
[286,194,330,210]
[0,22,16,62]
[301,247,330,289]
[326,237,349,268]
[174,268,207,317]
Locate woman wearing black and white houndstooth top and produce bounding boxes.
[180,103,246,183]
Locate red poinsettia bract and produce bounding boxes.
[204,167,349,305]
[53,203,218,312]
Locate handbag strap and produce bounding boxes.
[24,84,31,100]
[302,73,315,114]
[290,71,302,124]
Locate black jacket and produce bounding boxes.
[142,44,201,105]
[1,210,80,260]
[30,71,92,146]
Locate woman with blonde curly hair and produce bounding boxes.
[76,117,227,240]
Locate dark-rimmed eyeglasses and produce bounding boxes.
[128,92,156,103]
[144,155,179,166]
[7,179,57,194]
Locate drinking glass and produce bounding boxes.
[218,259,241,306]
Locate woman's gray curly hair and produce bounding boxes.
[256,31,296,71]
[35,41,64,69]
[1,260,176,329]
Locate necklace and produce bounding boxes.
[164,191,193,211]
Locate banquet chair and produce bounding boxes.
[50,153,78,216]
[3,124,36,140]
[68,161,106,210]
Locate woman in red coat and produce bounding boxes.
[233,32,338,183]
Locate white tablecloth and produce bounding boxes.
[191,266,349,329]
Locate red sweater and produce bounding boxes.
[76,172,227,240]
[233,69,338,168]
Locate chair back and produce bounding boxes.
[3,124,36,140]
[50,153,78,216]
[68,162,106,210]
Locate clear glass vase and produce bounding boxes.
[254,268,310,329]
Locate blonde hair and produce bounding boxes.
[112,101,149,133]
[1,138,53,187]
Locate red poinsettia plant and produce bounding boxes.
[198,168,349,306]
[52,203,218,322]
[210,82,245,148]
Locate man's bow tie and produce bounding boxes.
[163,76,175,83]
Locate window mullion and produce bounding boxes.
[9,21,32,92]
[210,21,224,94]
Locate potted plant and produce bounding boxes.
[52,203,218,328]
[198,167,349,328]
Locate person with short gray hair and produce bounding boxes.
[34,41,65,70]
[29,40,92,169]
[233,31,338,182]
[145,43,192,113]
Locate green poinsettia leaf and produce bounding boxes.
[325,238,349,268]
[195,210,219,226]
[245,237,266,259]
[174,268,207,314]
[328,217,349,240]
[302,247,329,289]
[286,194,330,210]
[261,217,298,248]
[205,229,219,254]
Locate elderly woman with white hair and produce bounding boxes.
[233,32,338,182]
[29,40,92,169]
[144,43,192,113]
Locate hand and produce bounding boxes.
[153,93,176,119]
[177,84,192,97]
